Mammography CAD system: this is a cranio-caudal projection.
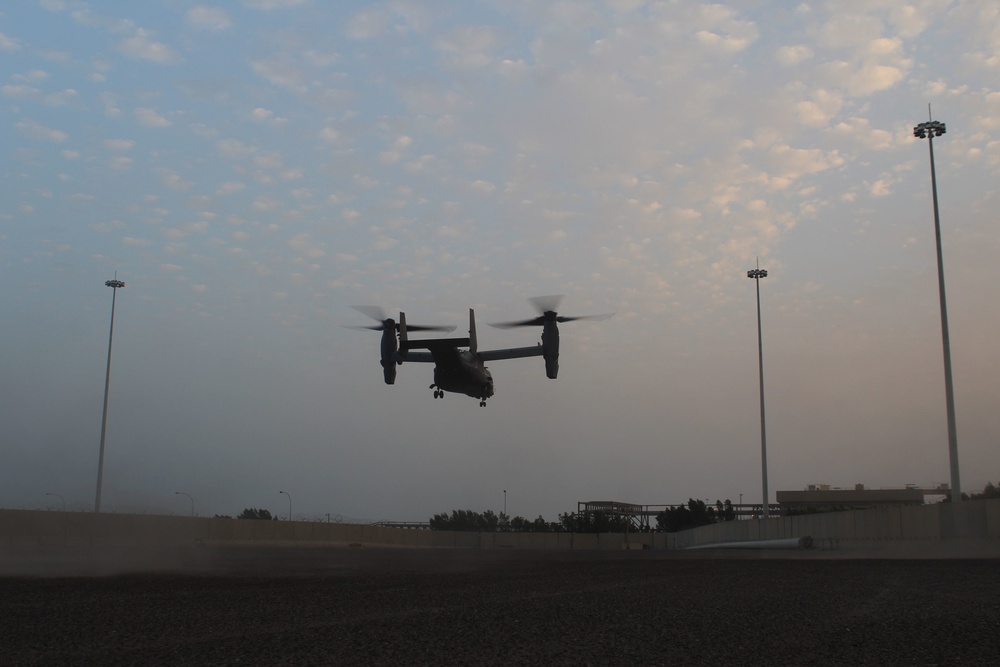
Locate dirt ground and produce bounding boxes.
[2,547,999,666]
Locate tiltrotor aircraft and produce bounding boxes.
[348,296,611,406]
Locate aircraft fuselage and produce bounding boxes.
[433,350,494,400]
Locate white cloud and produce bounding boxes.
[43,89,79,106]
[869,179,891,197]
[162,171,194,191]
[468,180,496,195]
[104,139,135,151]
[217,181,246,196]
[319,127,341,143]
[766,144,845,189]
[216,139,256,159]
[251,108,273,123]
[831,118,894,150]
[695,29,756,54]
[864,37,902,58]
[794,88,843,128]
[186,7,232,31]
[434,26,500,69]
[16,120,68,142]
[0,31,21,51]
[12,69,50,82]
[888,4,928,39]
[135,107,172,127]
[692,4,758,53]
[243,0,307,9]
[289,233,326,259]
[253,195,281,211]
[345,9,392,39]
[254,152,283,169]
[250,59,308,93]
[841,63,905,96]
[2,85,42,100]
[775,44,814,66]
[109,156,133,170]
[120,29,178,63]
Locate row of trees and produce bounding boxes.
[429,499,736,534]
[429,509,565,532]
[213,508,278,520]
[656,499,736,532]
[224,482,1000,527]
[966,481,1000,501]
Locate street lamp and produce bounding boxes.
[279,490,291,521]
[747,261,770,519]
[913,113,961,501]
[94,276,125,513]
[175,491,194,517]
[46,492,65,511]
[503,489,507,516]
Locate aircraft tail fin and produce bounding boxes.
[398,311,409,351]
[469,308,478,355]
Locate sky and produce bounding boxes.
[2,0,999,522]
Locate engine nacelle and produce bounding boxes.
[380,319,398,384]
[542,319,559,379]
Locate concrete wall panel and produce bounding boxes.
[986,501,1000,538]
[571,534,598,550]
[901,505,938,539]
[4,501,999,552]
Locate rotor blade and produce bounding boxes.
[407,324,457,333]
[349,305,453,331]
[350,305,387,322]
[343,324,385,331]
[556,313,614,323]
[529,294,563,314]
[489,316,545,329]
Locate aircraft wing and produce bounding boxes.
[477,345,544,362]
[397,350,435,363]
[398,338,470,364]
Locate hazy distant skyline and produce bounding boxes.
[2,1,998,521]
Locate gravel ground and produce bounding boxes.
[2,549,999,666]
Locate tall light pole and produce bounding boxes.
[175,491,194,517]
[95,277,125,513]
[279,490,291,521]
[747,261,770,518]
[914,113,961,502]
[503,489,507,516]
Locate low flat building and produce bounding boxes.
[777,484,933,514]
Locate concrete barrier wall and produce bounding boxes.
[3,499,999,551]
[680,498,1000,548]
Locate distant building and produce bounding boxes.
[777,483,946,515]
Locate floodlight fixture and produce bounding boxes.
[913,120,946,139]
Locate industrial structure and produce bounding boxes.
[777,484,948,514]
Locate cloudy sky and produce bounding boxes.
[2,0,998,522]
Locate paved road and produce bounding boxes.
[2,548,998,665]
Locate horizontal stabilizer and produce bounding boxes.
[403,337,471,351]
[477,345,545,362]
